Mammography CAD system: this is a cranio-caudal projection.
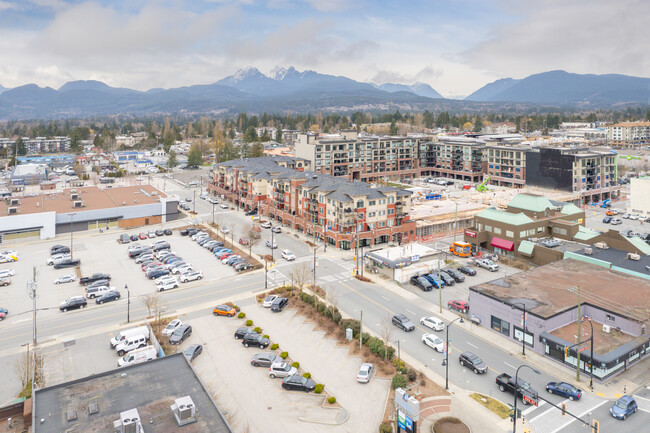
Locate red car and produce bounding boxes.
[447,300,469,313]
[239,237,249,246]
[139,232,148,240]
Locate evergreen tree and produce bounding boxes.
[276,127,283,143]
[187,145,203,167]
[423,110,434,128]
[167,149,178,168]
[250,142,264,157]
[473,116,484,132]
[389,121,398,135]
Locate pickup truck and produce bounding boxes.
[496,373,538,405]
[80,273,112,285]
[476,258,499,272]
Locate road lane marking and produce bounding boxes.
[406,309,416,315]
[381,296,389,301]
[528,402,554,421]
[549,400,608,433]
[466,342,478,349]
[504,362,516,370]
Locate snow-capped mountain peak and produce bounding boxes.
[231,67,264,83]
[270,66,288,80]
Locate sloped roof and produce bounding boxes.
[573,226,600,241]
[508,194,554,213]
[476,208,533,226]
[560,203,583,215]
[518,240,535,256]
[626,236,650,255]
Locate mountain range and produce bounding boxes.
[0,68,648,119]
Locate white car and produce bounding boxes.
[148,230,156,238]
[271,226,281,234]
[162,319,182,336]
[422,334,444,352]
[188,180,199,187]
[220,226,230,234]
[47,253,71,265]
[420,316,444,331]
[629,214,640,220]
[261,222,272,229]
[475,258,499,272]
[0,254,17,263]
[171,264,193,275]
[156,275,178,286]
[180,271,203,283]
[192,232,208,241]
[55,275,76,284]
[222,255,240,264]
[157,280,179,292]
[0,270,15,278]
[356,363,374,383]
[136,176,144,181]
[220,203,229,209]
[262,294,278,307]
[610,218,622,225]
[1,250,17,256]
[281,250,295,261]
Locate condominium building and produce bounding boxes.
[429,136,485,182]
[0,136,70,153]
[295,131,430,182]
[485,144,530,188]
[607,121,650,148]
[209,156,416,249]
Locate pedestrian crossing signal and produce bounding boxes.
[561,402,567,417]
[591,420,599,433]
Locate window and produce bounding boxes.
[368,212,376,217]
[356,200,364,208]
[513,326,534,348]
[493,227,502,235]
[485,225,492,232]
[388,196,395,204]
[491,316,510,336]
[537,226,544,233]
[505,230,514,238]
[368,200,376,206]
[388,209,394,215]
[606,314,616,322]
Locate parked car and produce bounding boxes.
[271,226,282,234]
[422,334,444,352]
[50,245,70,254]
[411,275,433,291]
[147,269,170,279]
[457,266,476,276]
[442,268,465,283]
[183,344,203,362]
[234,327,256,339]
[448,300,469,313]
[84,285,114,299]
[606,209,619,216]
[0,307,7,320]
[263,295,278,307]
[180,271,203,283]
[610,395,638,420]
[148,230,156,238]
[139,233,148,240]
[459,351,488,374]
[238,237,249,246]
[164,229,173,236]
[242,333,270,348]
[59,296,87,312]
[261,222,272,229]
[475,258,499,272]
[438,271,456,286]
[266,240,278,249]
[610,218,623,225]
[356,363,374,383]
[244,209,257,216]
[220,203,229,209]
[423,274,444,289]
[157,279,179,291]
[162,319,183,336]
[392,313,415,331]
[54,274,75,284]
[234,262,253,272]
[602,216,612,223]
[155,229,164,236]
[169,324,192,345]
[213,304,236,317]
[47,253,71,265]
[53,259,80,269]
[271,297,288,312]
[420,316,444,331]
[96,290,121,304]
[269,362,298,378]
[282,374,316,392]
[118,346,157,367]
[546,382,582,400]
[281,250,296,261]
[0,278,11,287]
[250,353,279,367]
[130,234,139,241]
[152,242,170,252]
[171,264,193,275]
[87,279,110,289]
[0,269,15,278]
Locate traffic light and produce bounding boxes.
[591,419,599,433]
[561,402,567,417]
[509,407,522,421]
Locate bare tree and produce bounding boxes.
[289,262,311,292]
[229,223,236,248]
[326,287,339,317]
[141,293,161,317]
[14,346,32,390]
[380,314,395,360]
[246,225,260,258]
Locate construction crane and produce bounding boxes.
[476,176,491,192]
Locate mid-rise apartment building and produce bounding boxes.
[295,131,429,182]
[209,156,416,249]
[0,136,70,153]
[428,136,485,182]
[485,144,530,187]
[607,121,650,148]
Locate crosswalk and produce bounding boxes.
[263,256,358,288]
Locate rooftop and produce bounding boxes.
[470,258,650,322]
[571,244,650,276]
[33,354,231,433]
[550,320,636,355]
[476,208,534,225]
[0,185,167,216]
[508,194,555,213]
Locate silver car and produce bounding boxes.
[357,363,374,383]
[268,362,297,379]
[54,274,76,284]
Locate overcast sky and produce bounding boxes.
[0,0,648,98]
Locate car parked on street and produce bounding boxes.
[282,374,316,392]
[271,226,281,234]
[261,222,272,229]
[268,362,297,379]
[250,353,279,367]
[448,300,469,313]
[242,334,270,348]
[54,274,76,284]
[238,237,249,246]
[59,296,87,312]
[392,313,415,331]
[459,351,488,374]
[96,290,121,304]
[546,382,582,400]
[356,363,374,383]
[169,324,192,345]
[420,316,444,331]
[0,307,8,320]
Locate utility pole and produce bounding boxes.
[28,266,37,346]
[453,201,458,242]
[438,248,442,314]
[359,310,363,351]
[193,189,196,214]
[355,214,360,275]
[576,286,581,382]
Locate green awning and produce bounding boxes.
[518,240,535,256]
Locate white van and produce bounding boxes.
[115,334,148,356]
[110,326,150,348]
[118,345,157,367]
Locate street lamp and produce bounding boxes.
[511,302,528,356]
[580,317,595,390]
[313,244,325,289]
[271,224,275,262]
[264,259,269,290]
[435,242,447,314]
[512,364,540,433]
[442,316,464,390]
[125,284,130,323]
[68,212,76,260]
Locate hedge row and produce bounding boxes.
[299,292,342,324]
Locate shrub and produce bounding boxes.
[253,327,262,333]
[355,274,371,282]
[368,337,385,358]
[316,301,327,314]
[270,343,279,350]
[245,320,253,326]
[385,346,395,361]
[280,351,289,359]
[407,368,417,382]
[400,367,408,375]
[291,361,300,368]
[233,305,241,312]
[392,373,407,390]
[379,422,393,433]
[237,312,246,319]
[314,384,325,394]
[302,372,311,379]
[263,335,270,339]
[393,358,405,369]
[327,396,336,404]
[340,319,360,337]
[331,309,342,324]
[361,332,371,345]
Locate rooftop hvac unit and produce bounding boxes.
[603,324,611,333]
[583,248,593,255]
[9,198,19,205]
[594,242,609,249]
[8,207,17,215]
[171,395,197,426]
[71,193,79,200]
[70,189,77,194]
[113,408,142,433]
[627,253,641,261]
[74,201,83,208]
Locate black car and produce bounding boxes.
[271,297,288,312]
[59,296,87,312]
[439,271,456,286]
[187,228,199,236]
[50,245,71,255]
[130,234,139,241]
[457,266,477,276]
[169,324,192,345]
[250,353,279,367]
[53,258,80,269]
[155,229,164,236]
[119,234,131,244]
[87,279,111,289]
[152,242,171,252]
[392,314,416,331]
[128,247,150,258]
[442,268,465,283]
[244,209,258,216]
[282,374,316,392]
[458,351,488,374]
[147,269,170,279]
[410,275,433,291]
[164,229,173,236]
[234,327,256,339]
[183,344,203,362]
[234,262,253,272]
[180,229,189,236]
[80,273,111,285]
[242,334,270,348]
[95,290,121,304]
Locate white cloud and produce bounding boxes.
[462,0,650,79]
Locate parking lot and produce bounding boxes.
[185,306,389,432]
